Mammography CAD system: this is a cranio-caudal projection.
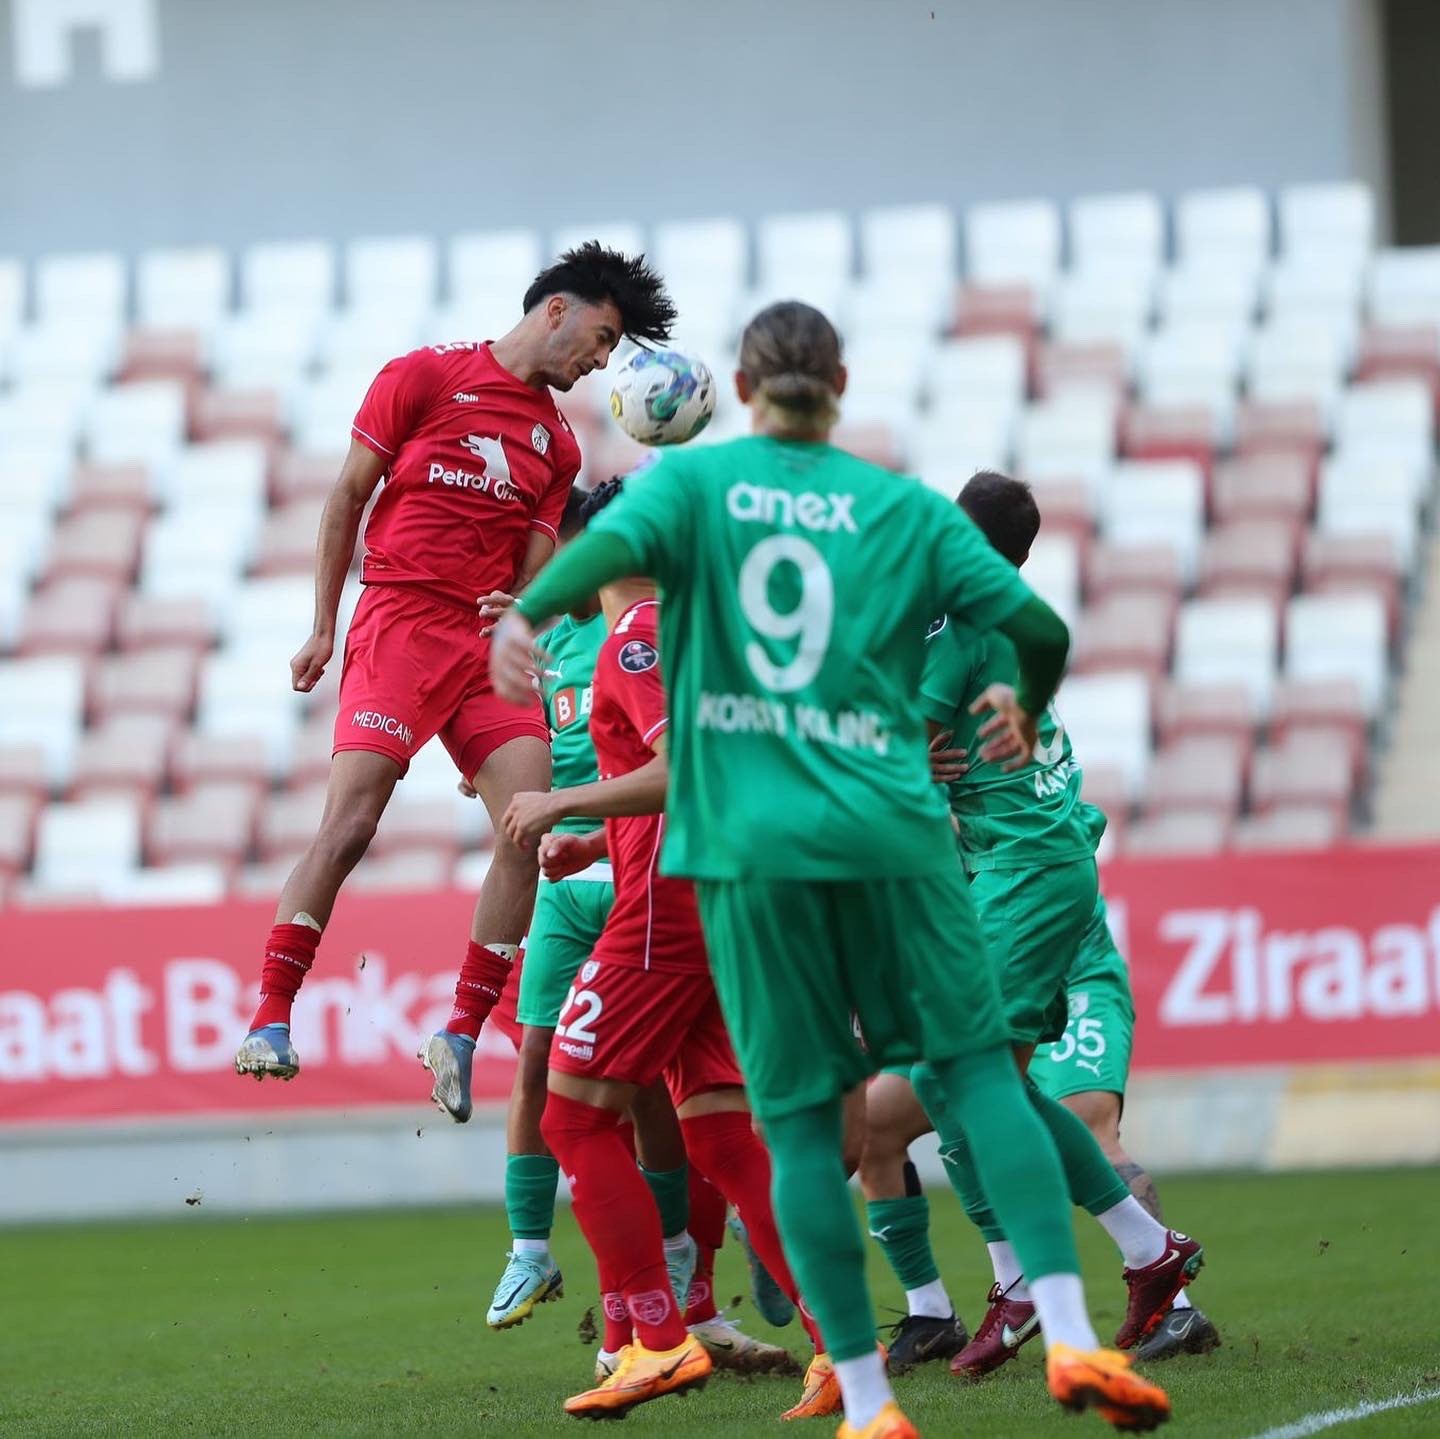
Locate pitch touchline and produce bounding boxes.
[1244,1385,1440,1439]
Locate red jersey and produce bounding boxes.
[589,599,706,973]
[350,342,582,610]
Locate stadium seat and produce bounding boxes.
[315,310,423,380]
[1235,400,1326,490]
[1056,671,1152,798]
[1072,592,1171,676]
[1084,541,1182,603]
[1333,380,1433,482]
[861,203,957,293]
[910,405,1014,495]
[222,577,313,653]
[1250,731,1356,819]
[1141,737,1246,818]
[1155,264,1261,332]
[1121,406,1218,478]
[85,380,188,471]
[949,284,1041,348]
[839,334,930,424]
[44,510,144,584]
[1029,480,1094,550]
[1277,181,1375,264]
[1269,678,1369,746]
[190,387,286,447]
[552,221,646,263]
[7,316,121,387]
[1035,342,1127,402]
[1197,520,1298,601]
[1015,392,1116,497]
[170,731,271,792]
[32,796,142,894]
[654,218,749,333]
[1175,595,1280,714]
[167,438,269,512]
[1079,763,1130,824]
[1211,454,1313,525]
[371,798,462,857]
[0,744,48,801]
[257,783,328,861]
[1174,186,1270,269]
[1050,267,1152,358]
[1284,592,1388,715]
[99,862,230,906]
[35,252,126,323]
[452,849,495,892]
[241,239,336,313]
[1366,247,1440,327]
[831,424,906,471]
[136,246,232,333]
[141,514,250,608]
[1301,532,1403,633]
[1354,325,1440,402]
[1317,459,1419,567]
[288,713,337,789]
[1020,535,1081,626]
[349,848,454,893]
[1156,681,1256,748]
[90,647,199,723]
[0,257,23,338]
[254,500,324,575]
[116,592,218,653]
[0,380,95,458]
[147,782,260,867]
[1246,318,1349,417]
[1069,191,1164,280]
[1139,322,1242,421]
[18,577,120,656]
[1231,804,1343,851]
[1100,461,1205,578]
[447,229,544,329]
[197,651,303,775]
[293,370,379,455]
[1123,810,1230,856]
[344,234,439,314]
[117,328,206,386]
[965,200,1062,302]
[930,335,1027,409]
[212,307,323,393]
[272,448,342,504]
[0,794,40,876]
[1265,255,1365,335]
[757,210,853,294]
[69,715,174,800]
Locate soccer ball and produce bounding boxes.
[609,347,716,446]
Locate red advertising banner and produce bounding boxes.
[3,845,1439,1126]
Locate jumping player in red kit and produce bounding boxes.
[234,245,676,1121]
[500,478,826,1422]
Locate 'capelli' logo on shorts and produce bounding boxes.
[351,710,415,747]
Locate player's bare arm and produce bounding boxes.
[291,439,387,692]
[970,596,1070,770]
[478,531,559,633]
[503,742,668,848]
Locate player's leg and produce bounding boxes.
[423,725,551,1120]
[628,1078,697,1321]
[858,1070,968,1368]
[875,869,1170,1429]
[696,879,907,1436]
[235,748,401,1079]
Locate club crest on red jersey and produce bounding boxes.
[618,640,658,673]
[531,422,550,455]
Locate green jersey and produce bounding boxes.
[919,616,1104,873]
[585,436,1034,880]
[540,611,605,835]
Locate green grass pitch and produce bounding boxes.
[3,1168,1437,1437]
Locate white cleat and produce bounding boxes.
[689,1316,801,1375]
[234,1024,299,1081]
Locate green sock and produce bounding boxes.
[866,1194,941,1291]
[764,1099,879,1362]
[1024,1078,1131,1215]
[505,1153,560,1242]
[925,1046,1080,1281]
[639,1164,690,1239]
[912,1062,1007,1241]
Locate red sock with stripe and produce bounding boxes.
[541,1092,687,1353]
[445,941,514,1040]
[249,923,320,1030]
[681,1110,824,1353]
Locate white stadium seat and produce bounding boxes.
[965,199,1062,300]
[241,239,337,313]
[1366,246,1440,327]
[0,656,87,785]
[860,204,957,290]
[1175,186,1270,269]
[33,798,142,894]
[212,306,323,391]
[1022,535,1081,627]
[35,251,126,324]
[1246,318,1350,418]
[315,308,423,379]
[1285,592,1388,716]
[1278,181,1376,264]
[1176,596,1280,715]
[99,862,229,906]
[0,380,95,455]
[136,246,232,332]
[1333,380,1434,481]
[344,234,439,314]
[222,577,313,652]
[448,229,543,306]
[1014,392,1117,498]
[1156,263,1260,332]
[84,380,188,471]
[166,439,269,513]
[7,316,120,387]
[1051,266,1153,361]
[551,221,646,262]
[1317,459,1421,566]
[1057,671,1152,797]
[0,257,24,339]
[757,210,853,292]
[292,370,375,455]
[655,217,749,338]
[1069,191,1165,280]
[929,335,1027,410]
[142,513,254,608]
[197,651,303,776]
[1102,460,1206,577]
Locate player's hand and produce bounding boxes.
[504,789,560,849]
[929,729,968,784]
[290,632,333,692]
[478,590,517,637]
[538,831,591,882]
[970,683,1039,772]
[490,611,543,704]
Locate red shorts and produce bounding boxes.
[548,959,743,1105]
[489,946,525,1053]
[334,584,549,779]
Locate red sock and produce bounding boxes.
[602,1290,632,1354]
[682,1110,825,1353]
[541,1092,687,1353]
[684,1168,728,1324]
[249,923,320,1030]
[446,940,513,1040]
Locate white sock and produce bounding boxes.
[1095,1197,1168,1269]
[663,1231,692,1257]
[904,1278,954,1320]
[1029,1273,1100,1352]
[987,1240,1031,1301]
[596,1347,619,1367]
[834,1349,893,1429]
[512,1237,549,1256]
[1170,1288,1193,1311]
[290,911,322,932]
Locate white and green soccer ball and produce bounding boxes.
[609,347,716,446]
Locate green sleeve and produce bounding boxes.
[585,452,692,582]
[997,595,1070,717]
[931,500,1034,632]
[515,531,639,625]
[918,620,984,727]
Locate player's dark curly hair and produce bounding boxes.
[578,475,626,525]
[524,242,676,345]
[957,470,1041,567]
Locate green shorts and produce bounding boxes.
[695,867,1009,1121]
[969,858,1099,1047]
[516,873,615,1029]
[1029,894,1135,1100]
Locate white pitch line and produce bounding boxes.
[1245,1385,1440,1439]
